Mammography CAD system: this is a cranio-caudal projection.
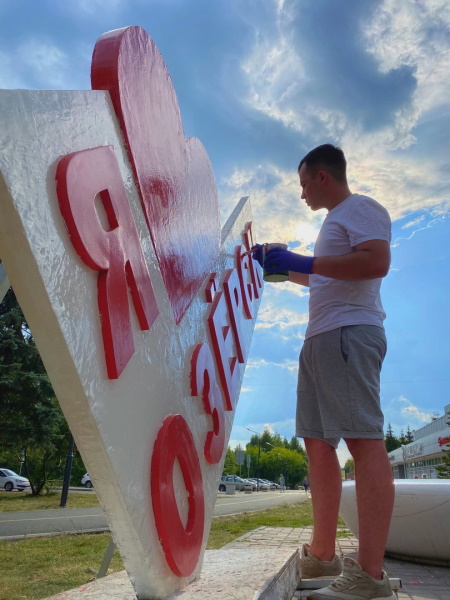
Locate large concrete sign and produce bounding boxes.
[0,26,263,599]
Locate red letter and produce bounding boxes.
[223,267,245,362]
[56,146,159,379]
[207,291,240,410]
[190,343,226,464]
[243,222,263,300]
[151,414,204,577]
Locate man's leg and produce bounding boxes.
[305,437,342,561]
[345,438,395,580]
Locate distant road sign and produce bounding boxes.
[236,450,245,465]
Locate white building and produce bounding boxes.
[388,404,450,479]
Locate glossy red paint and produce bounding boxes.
[223,267,245,363]
[151,414,204,577]
[243,222,263,300]
[56,146,159,379]
[190,343,227,464]
[236,245,256,320]
[207,290,240,411]
[91,26,220,325]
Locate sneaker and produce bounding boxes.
[301,543,342,579]
[308,557,396,600]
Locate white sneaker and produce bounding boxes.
[308,557,396,600]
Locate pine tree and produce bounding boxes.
[0,288,69,494]
[405,425,414,443]
[384,422,401,452]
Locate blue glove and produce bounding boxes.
[264,247,315,275]
[250,244,264,268]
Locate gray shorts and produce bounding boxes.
[296,325,387,449]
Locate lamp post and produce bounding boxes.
[244,426,261,491]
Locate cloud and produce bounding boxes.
[245,356,299,372]
[392,212,448,248]
[17,39,68,88]
[255,302,308,333]
[402,216,426,229]
[363,0,450,112]
[398,396,434,424]
[0,51,28,88]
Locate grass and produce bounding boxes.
[0,497,349,600]
[0,491,100,512]
[0,500,316,600]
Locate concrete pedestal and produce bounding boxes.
[44,547,301,600]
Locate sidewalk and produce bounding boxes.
[224,526,450,600]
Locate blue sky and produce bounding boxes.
[1,0,449,465]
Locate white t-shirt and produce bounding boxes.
[305,193,391,340]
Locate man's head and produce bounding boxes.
[298,144,350,211]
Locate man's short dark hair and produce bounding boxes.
[298,144,347,183]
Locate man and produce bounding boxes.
[279,473,285,492]
[302,475,309,495]
[252,145,395,600]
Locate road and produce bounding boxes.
[0,489,308,540]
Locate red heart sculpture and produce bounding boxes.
[91,26,220,324]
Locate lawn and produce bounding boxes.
[0,491,100,512]
[0,499,315,600]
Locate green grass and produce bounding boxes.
[207,498,314,549]
[0,498,348,600]
[0,491,100,512]
[0,500,315,600]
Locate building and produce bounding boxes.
[388,404,450,479]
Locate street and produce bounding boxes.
[0,489,308,539]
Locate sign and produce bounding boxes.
[403,442,423,459]
[236,450,245,466]
[438,437,450,447]
[247,453,251,468]
[0,26,263,599]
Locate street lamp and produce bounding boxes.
[244,426,261,491]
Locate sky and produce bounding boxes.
[1,0,449,466]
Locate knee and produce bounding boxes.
[305,437,337,462]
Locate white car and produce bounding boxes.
[81,473,93,488]
[0,468,30,492]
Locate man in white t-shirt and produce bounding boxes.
[253,145,395,600]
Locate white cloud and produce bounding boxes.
[16,39,68,89]
[245,356,299,375]
[363,0,450,112]
[255,302,308,332]
[0,51,28,88]
[398,396,434,424]
[402,216,425,229]
[392,212,448,248]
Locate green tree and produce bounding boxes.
[436,413,450,479]
[0,289,69,494]
[405,425,414,443]
[384,423,401,452]
[344,458,355,478]
[222,447,237,475]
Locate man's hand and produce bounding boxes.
[264,247,315,275]
[250,244,264,268]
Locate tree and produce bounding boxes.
[405,425,414,443]
[436,413,450,479]
[0,289,69,494]
[222,447,237,475]
[344,458,355,478]
[384,423,401,452]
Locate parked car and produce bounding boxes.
[0,468,30,492]
[219,475,253,492]
[251,478,270,490]
[81,473,93,488]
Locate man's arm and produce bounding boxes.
[312,239,390,281]
[289,272,310,287]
